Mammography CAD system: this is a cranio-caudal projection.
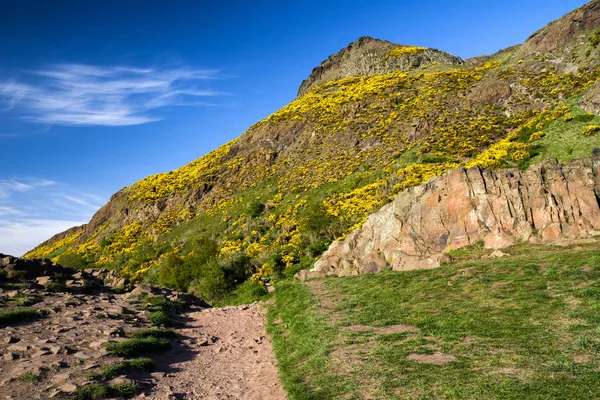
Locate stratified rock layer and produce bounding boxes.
[304,150,600,279]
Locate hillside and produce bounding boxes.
[26,0,600,303]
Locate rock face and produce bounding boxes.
[304,150,600,279]
[580,80,600,115]
[516,0,600,58]
[297,36,463,97]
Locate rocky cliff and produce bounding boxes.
[297,36,462,97]
[303,149,600,279]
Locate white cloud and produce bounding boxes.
[0,219,86,257]
[0,63,227,126]
[0,177,105,256]
[0,178,56,198]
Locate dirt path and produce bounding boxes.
[145,302,286,400]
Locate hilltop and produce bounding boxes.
[26,0,600,306]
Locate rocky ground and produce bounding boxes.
[0,254,285,399]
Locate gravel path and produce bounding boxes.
[144,303,286,400]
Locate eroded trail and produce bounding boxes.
[146,303,286,400]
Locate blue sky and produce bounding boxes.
[0,0,588,255]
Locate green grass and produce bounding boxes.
[268,241,600,399]
[130,327,177,339]
[74,383,109,400]
[104,337,171,357]
[0,308,40,325]
[529,95,600,164]
[100,358,154,379]
[74,382,137,400]
[11,294,42,307]
[18,373,40,383]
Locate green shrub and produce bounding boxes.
[148,311,173,326]
[57,252,89,270]
[247,200,265,218]
[0,308,40,325]
[104,337,171,357]
[131,327,177,339]
[189,261,229,303]
[74,383,109,400]
[100,358,154,379]
[110,382,137,398]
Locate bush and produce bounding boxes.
[247,200,265,218]
[57,252,89,269]
[157,236,219,291]
[583,125,600,136]
[189,261,229,304]
[104,337,171,357]
[148,311,173,326]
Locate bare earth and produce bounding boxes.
[145,303,286,400]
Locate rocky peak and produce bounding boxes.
[516,0,600,58]
[297,36,463,97]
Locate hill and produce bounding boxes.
[26,0,600,304]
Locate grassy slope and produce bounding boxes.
[268,240,600,399]
[529,95,600,164]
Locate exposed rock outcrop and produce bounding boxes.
[580,80,600,115]
[301,150,600,280]
[516,0,600,60]
[297,36,463,97]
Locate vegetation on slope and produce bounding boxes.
[25,32,600,303]
[268,240,600,399]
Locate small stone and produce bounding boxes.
[150,372,166,380]
[7,344,29,352]
[73,352,91,360]
[489,250,509,258]
[88,340,108,350]
[59,383,77,393]
[3,336,19,344]
[3,352,18,361]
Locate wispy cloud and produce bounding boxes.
[0,178,56,198]
[0,177,105,256]
[0,63,226,126]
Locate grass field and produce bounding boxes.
[267,239,600,399]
